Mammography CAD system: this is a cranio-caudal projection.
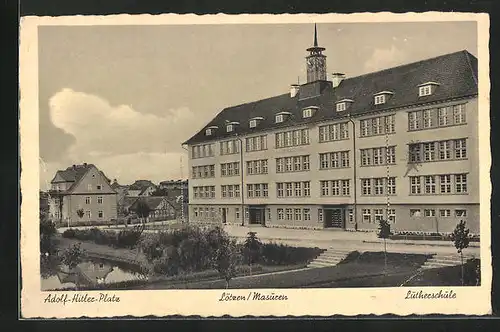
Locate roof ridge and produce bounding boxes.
[344,49,471,82]
[463,50,478,86]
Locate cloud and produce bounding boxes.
[42,89,205,187]
[364,45,407,72]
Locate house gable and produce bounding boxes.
[51,172,71,184]
[69,165,116,195]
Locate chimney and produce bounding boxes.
[290,84,300,97]
[72,164,76,170]
[83,162,87,167]
[331,73,345,88]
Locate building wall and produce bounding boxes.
[187,96,479,233]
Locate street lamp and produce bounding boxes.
[234,134,245,226]
[347,113,358,231]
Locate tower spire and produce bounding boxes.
[314,23,318,47]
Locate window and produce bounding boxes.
[423,142,435,161]
[194,208,198,217]
[98,211,103,218]
[424,209,436,217]
[96,185,102,190]
[455,174,468,193]
[303,182,311,197]
[247,159,268,175]
[226,124,234,132]
[85,196,91,204]
[97,196,103,204]
[423,109,434,128]
[294,209,302,221]
[453,104,466,124]
[361,149,371,166]
[320,181,329,196]
[319,122,349,142]
[303,108,313,118]
[374,94,386,105]
[455,209,467,217]
[386,146,396,164]
[276,156,310,173]
[286,183,293,197]
[408,111,420,131]
[278,208,284,220]
[249,119,257,128]
[348,209,354,223]
[247,184,254,198]
[205,128,213,136]
[373,148,383,165]
[362,179,371,195]
[275,114,284,123]
[362,209,371,223]
[440,175,452,194]
[336,102,346,112]
[303,208,311,221]
[419,85,432,97]
[385,115,395,133]
[267,208,271,221]
[87,184,92,191]
[361,115,395,137]
[318,209,324,223]
[387,209,396,223]
[320,151,350,169]
[246,135,267,152]
[439,209,451,217]
[220,140,240,155]
[424,176,436,194]
[276,158,284,173]
[341,180,350,196]
[276,129,309,148]
[372,117,382,135]
[331,180,340,196]
[387,177,396,195]
[277,182,309,198]
[439,141,451,160]
[86,211,91,218]
[410,176,421,194]
[277,183,284,198]
[286,208,293,220]
[374,209,384,222]
[454,139,467,159]
[374,178,384,195]
[438,107,450,126]
[410,209,421,217]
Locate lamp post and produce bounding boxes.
[347,114,358,231]
[234,134,245,226]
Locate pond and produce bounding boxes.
[41,257,144,291]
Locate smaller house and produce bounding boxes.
[127,180,157,197]
[159,179,188,191]
[129,196,177,221]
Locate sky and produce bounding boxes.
[38,21,477,189]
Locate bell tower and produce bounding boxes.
[306,24,327,83]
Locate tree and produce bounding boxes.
[40,207,60,278]
[76,208,84,219]
[377,219,392,272]
[243,231,262,276]
[212,237,240,289]
[451,220,470,286]
[61,243,84,289]
[135,200,151,224]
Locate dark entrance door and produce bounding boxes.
[221,208,227,224]
[249,206,265,225]
[324,208,345,229]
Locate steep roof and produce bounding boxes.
[50,163,115,194]
[185,50,478,145]
[130,196,167,211]
[128,180,156,191]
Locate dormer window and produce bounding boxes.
[249,117,264,128]
[373,91,394,105]
[225,122,239,133]
[302,106,318,118]
[335,99,354,112]
[275,112,292,123]
[418,82,440,97]
[205,126,218,136]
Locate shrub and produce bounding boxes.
[62,228,76,238]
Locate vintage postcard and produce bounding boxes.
[20,13,491,318]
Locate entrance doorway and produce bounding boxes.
[220,208,227,224]
[323,206,345,229]
[249,206,266,226]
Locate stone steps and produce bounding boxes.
[307,249,353,269]
[421,253,476,270]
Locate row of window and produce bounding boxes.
[53,210,105,219]
[361,146,396,166]
[192,186,216,199]
[360,114,396,137]
[409,104,466,131]
[194,104,469,159]
[247,159,268,175]
[247,183,269,198]
[277,208,312,221]
[84,196,104,204]
[320,180,351,196]
[276,182,311,198]
[410,208,467,218]
[319,151,350,169]
[361,208,396,224]
[409,174,468,195]
[361,177,397,196]
[221,162,240,177]
[192,165,215,179]
[275,129,310,148]
[192,174,469,199]
[409,138,467,163]
[276,155,310,173]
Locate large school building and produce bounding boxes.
[183,26,479,234]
